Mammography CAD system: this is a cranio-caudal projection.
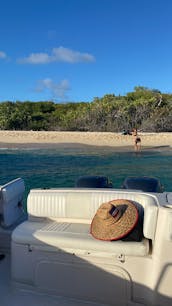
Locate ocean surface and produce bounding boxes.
[0,145,172,202]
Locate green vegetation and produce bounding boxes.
[0,87,172,132]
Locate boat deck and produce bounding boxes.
[0,252,103,306]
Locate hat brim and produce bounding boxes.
[90,199,139,241]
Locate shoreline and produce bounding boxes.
[0,131,171,151]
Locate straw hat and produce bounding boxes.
[90,199,139,241]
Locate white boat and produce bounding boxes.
[0,177,172,306]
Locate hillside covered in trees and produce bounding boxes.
[0,86,172,132]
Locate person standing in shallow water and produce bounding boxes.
[132,128,141,152]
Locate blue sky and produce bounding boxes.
[0,0,172,102]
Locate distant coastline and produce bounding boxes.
[0,131,171,151]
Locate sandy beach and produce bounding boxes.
[0,130,171,150]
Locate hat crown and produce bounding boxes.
[97,202,122,223]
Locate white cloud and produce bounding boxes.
[18,46,95,64]
[51,47,95,63]
[36,78,70,100]
[0,51,7,59]
[21,53,50,64]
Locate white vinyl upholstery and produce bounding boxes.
[12,220,149,256]
[0,178,25,227]
[27,189,159,240]
[11,189,172,305]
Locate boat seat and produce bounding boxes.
[12,187,158,257]
[11,189,159,267]
[26,188,159,240]
[11,188,158,303]
[0,178,25,227]
[12,220,149,256]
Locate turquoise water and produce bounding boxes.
[0,146,172,200]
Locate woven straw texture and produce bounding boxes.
[90,199,139,241]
